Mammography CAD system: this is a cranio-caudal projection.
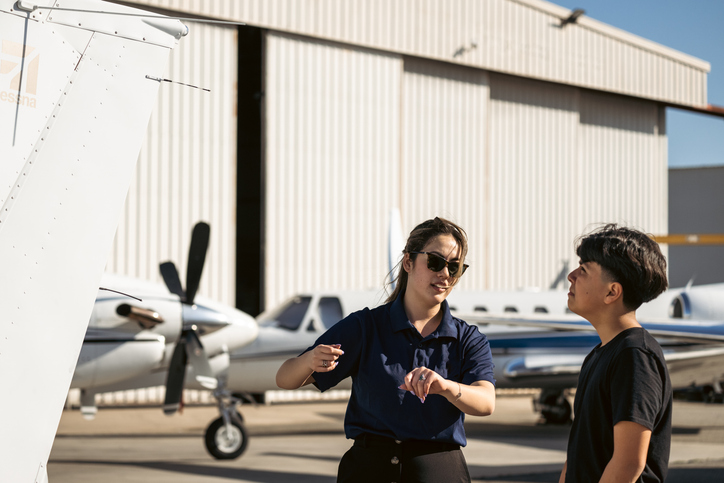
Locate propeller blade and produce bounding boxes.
[163,338,188,415]
[160,261,185,300]
[184,329,218,390]
[185,222,210,305]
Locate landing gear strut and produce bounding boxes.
[205,384,249,459]
[534,389,572,425]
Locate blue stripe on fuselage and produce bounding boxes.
[487,332,601,349]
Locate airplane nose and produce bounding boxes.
[226,309,259,349]
[187,299,259,358]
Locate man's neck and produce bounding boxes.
[588,310,640,346]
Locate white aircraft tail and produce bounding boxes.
[387,208,405,289]
[0,1,185,480]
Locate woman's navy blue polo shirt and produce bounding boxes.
[305,294,495,446]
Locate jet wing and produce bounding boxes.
[495,344,724,391]
[0,1,185,481]
[457,311,724,389]
[457,312,724,343]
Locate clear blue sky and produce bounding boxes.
[556,0,724,168]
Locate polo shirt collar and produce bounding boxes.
[390,293,458,339]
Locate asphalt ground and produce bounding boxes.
[49,395,724,482]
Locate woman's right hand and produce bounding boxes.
[277,343,344,389]
[308,343,344,372]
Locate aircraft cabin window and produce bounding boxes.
[272,296,312,331]
[318,297,344,330]
[504,306,518,313]
[534,306,548,313]
[474,307,488,312]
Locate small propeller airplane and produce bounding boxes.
[71,221,259,460]
[0,0,186,480]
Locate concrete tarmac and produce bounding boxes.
[49,395,724,482]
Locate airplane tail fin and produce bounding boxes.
[386,208,405,290]
[0,2,185,480]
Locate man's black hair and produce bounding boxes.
[576,224,668,310]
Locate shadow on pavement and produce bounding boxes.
[49,459,336,483]
[465,422,570,452]
[471,464,562,482]
[261,452,341,463]
[470,465,724,482]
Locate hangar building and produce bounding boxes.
[668,166,724,288]
[106,0,713,315]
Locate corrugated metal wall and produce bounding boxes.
[487,75,667,290]
[488,74,581,290]
[106,21,238,306]
[400,58,490,291]
[126,0,709,108]
[264,32,401,309]
[103,3,672,308]
[577,91,667,232]
[262,33,668,305]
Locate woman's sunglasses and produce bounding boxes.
[408,251,469,277]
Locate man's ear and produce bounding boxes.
[402,253,413,273]
[603,282,624,306]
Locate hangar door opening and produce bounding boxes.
[236,25,264,316]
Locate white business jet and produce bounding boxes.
[0,1,185,480]
[225,282,724,442]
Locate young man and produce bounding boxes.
[559,224,672,483]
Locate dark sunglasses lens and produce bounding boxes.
[426,253,446,272]
[449,262,469,277]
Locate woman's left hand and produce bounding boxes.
[398,366,452,403]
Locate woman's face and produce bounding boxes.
[403,234,462,308]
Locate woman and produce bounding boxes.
[276,217,496,482]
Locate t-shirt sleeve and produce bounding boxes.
[300,310,365,392]
[460,326,496,386]
[610,348,664,430]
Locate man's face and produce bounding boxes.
[566,260,611,319]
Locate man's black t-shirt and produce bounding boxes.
[565,327,672,482]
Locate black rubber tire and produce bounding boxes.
[204,415,249,460]
[541,394,572,425]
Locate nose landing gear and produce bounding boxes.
[205,385,249,459]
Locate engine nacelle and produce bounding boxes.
[670,287,724,320]
[72,333,165,388]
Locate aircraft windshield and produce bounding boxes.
[317,297,344,329]
[258,296,312,331]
